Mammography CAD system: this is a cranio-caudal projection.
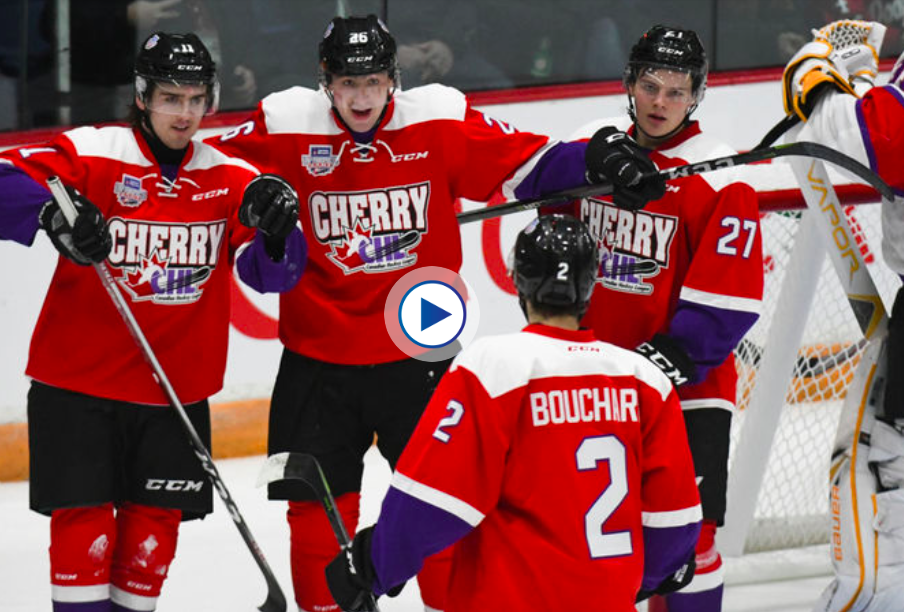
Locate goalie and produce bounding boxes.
[783,19,904,612]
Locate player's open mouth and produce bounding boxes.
[352,109,371,119]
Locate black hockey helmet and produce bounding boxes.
[319,15,399,84]
[134,32,219,113]
[513,215,599,318]
[624,25,708,102]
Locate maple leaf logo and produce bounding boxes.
[328,219,374,273]
[120,251,169,300]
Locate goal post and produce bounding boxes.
[718,156,900,564]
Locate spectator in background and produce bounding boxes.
[382,0,513,90]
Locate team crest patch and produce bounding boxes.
[114,174,148,207]
[302,145,339,176]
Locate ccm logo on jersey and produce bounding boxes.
[192,187,230,201]
[145,479,204,492]
[530,387,638,427]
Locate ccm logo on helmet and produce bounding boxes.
[145,479,204,492]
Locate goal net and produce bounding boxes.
[718,159,900,567]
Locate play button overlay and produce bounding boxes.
[421,297,452,331]
[385,266,481,362]
[399,281,465,348]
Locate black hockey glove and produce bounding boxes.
[636,553,696,602]
[39,186,112,266]
[240,173,299,260]
[585,126,665,211]
[325,527,404,612]
[636,333,698,387]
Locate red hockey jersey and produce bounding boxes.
[566,120,764,408]
[207,84,552,364]
[2,126,258,404]
[371,324,702,610]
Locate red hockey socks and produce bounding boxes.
[50,504,116,611]
[288,492,361,612]
[417,545,453,611]
[109,502,181,612]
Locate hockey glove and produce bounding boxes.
[240,173,300,260]
[782,20,886,121]
[636,553,696,602]
[636,333,697,387]
[585,126,665,211]
[325,527,404,612]
[39,186,112,266]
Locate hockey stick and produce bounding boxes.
[46,177,287,612]
[258,452,382,612]
[457,141,893,226]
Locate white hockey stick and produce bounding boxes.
[786,125,889,611]
[46,176,288,612]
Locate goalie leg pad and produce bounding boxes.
[50,503,116,606]
[288,492,361,612]
[109,502,180,611]
[882,287,904,422]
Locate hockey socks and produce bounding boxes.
[288,492,361,612]
[50,504,116,611]
[109,503,181,612]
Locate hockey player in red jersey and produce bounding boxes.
[783,19,904,612]
[552,25,765,612]
[0,33,304,612]
[206,14,666,612]
[323,214,702,612]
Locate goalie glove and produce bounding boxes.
[782,20,886,121]
[39,186,112,266]
[636,333,697,387]
[240,173,300,260]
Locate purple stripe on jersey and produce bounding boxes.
[887,84,904,109]
[513,141,588,201]
[53,600,112,612]
[0,163,50,245]
[854,98,879,174]
[669,300,759,382]
[641,521,701,592]
[370,486,474,596]
[235,228,307,293]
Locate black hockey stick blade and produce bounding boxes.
[456,140,893,226]
[259,453,382,611]
[259,452,352,546]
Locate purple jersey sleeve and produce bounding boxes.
[0,163,51,245]
[235,228,307,293]
[641,521,701,591]
[513,141,588,200]
[369,486,473,596]
[669,300,759,382]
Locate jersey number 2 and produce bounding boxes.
[577,435,632,558]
